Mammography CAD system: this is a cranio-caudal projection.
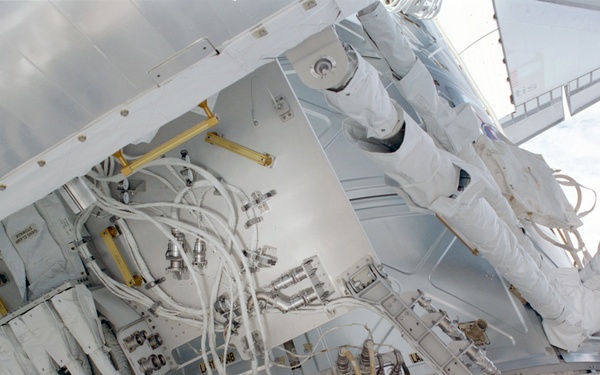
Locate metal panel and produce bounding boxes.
[494,0,600,105]
[84,62,376,357]
[49,1,175,91]
[502,99,565,144]
[0,0,356,221]
[148,39,216,86]
[0,36,94,177]
[436,0,513,118]
[567,70,600,115]
[0,2,138,117]
[131,0,294,51]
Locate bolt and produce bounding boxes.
[37,160,46,167]
[120,109,129,117]
[78,135,87,142]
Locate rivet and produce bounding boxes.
[78,135,87,142]
[120,109,129,117]
[37,160,46,167]
[0,184,6,191]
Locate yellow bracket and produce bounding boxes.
[114,100,219,177]
[205,132,274,167]
[0,297,7,316]
[100,226,143,287]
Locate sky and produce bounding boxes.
[522,101,600,256]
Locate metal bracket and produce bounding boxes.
[338,257,499,375]
[114,100,218,177]
[243,246,278,272]
[242,190,277,212]
[0,297,7,316]
[145,277,166,290]
[205,132,274,167]
[303,256,334,301]
[100,226,143,287]
[301,0,318,11]
[274,96,294,122]
[458,320,491,346]
[72,235,92,249]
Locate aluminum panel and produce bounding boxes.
[84,61,375,354]
[0,1,138,117]
[495,0,600,105]
[0,104,47,177]
[354,197,445,275]
[502,99,564,144]
[430,240,528,333]
[148,39,216,86]
[0,36,94,178]
[50,1,175,91]
[567,77,600,115]
[131,0,294,51]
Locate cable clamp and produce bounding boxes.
[72,236,92,248]
[149,301,162,317]
[145,277,166,290]
[82,255,96,265]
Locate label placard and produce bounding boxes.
[11,224,39,246]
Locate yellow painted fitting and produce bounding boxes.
[100,227,143,287]
[204,132,274,167]
[0,297,7,316]
[114,100,218,177]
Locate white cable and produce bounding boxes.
[86,190,218,375]
[84,156,273,374]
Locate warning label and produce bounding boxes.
[11,224,39,245]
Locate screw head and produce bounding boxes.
[37,160,46,167]
[0,184,6,191]
[78,135,87,142]
[120,109,129,117]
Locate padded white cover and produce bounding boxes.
[0,226,27,303]
[0,325,39,375]
[51,285,120,375]
[474,135,582,229]
[2,205,71,299]
[324,53,400,139]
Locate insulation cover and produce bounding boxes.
[474,135,582,229]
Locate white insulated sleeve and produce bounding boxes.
[10,303,89,375]
[357,1,417,78]
[542,268,600,351]
[358,3,482,157]
[51,285,120,375]
[2,205,71,299]
[432,197,569,323]
[580,251,600,289]
[0,325,39,375]
[0,227,27,303]
[324,53,400,139]
[8,317,58,375]
[344,115,459,208]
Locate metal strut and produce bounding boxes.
[341,258,500,375]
